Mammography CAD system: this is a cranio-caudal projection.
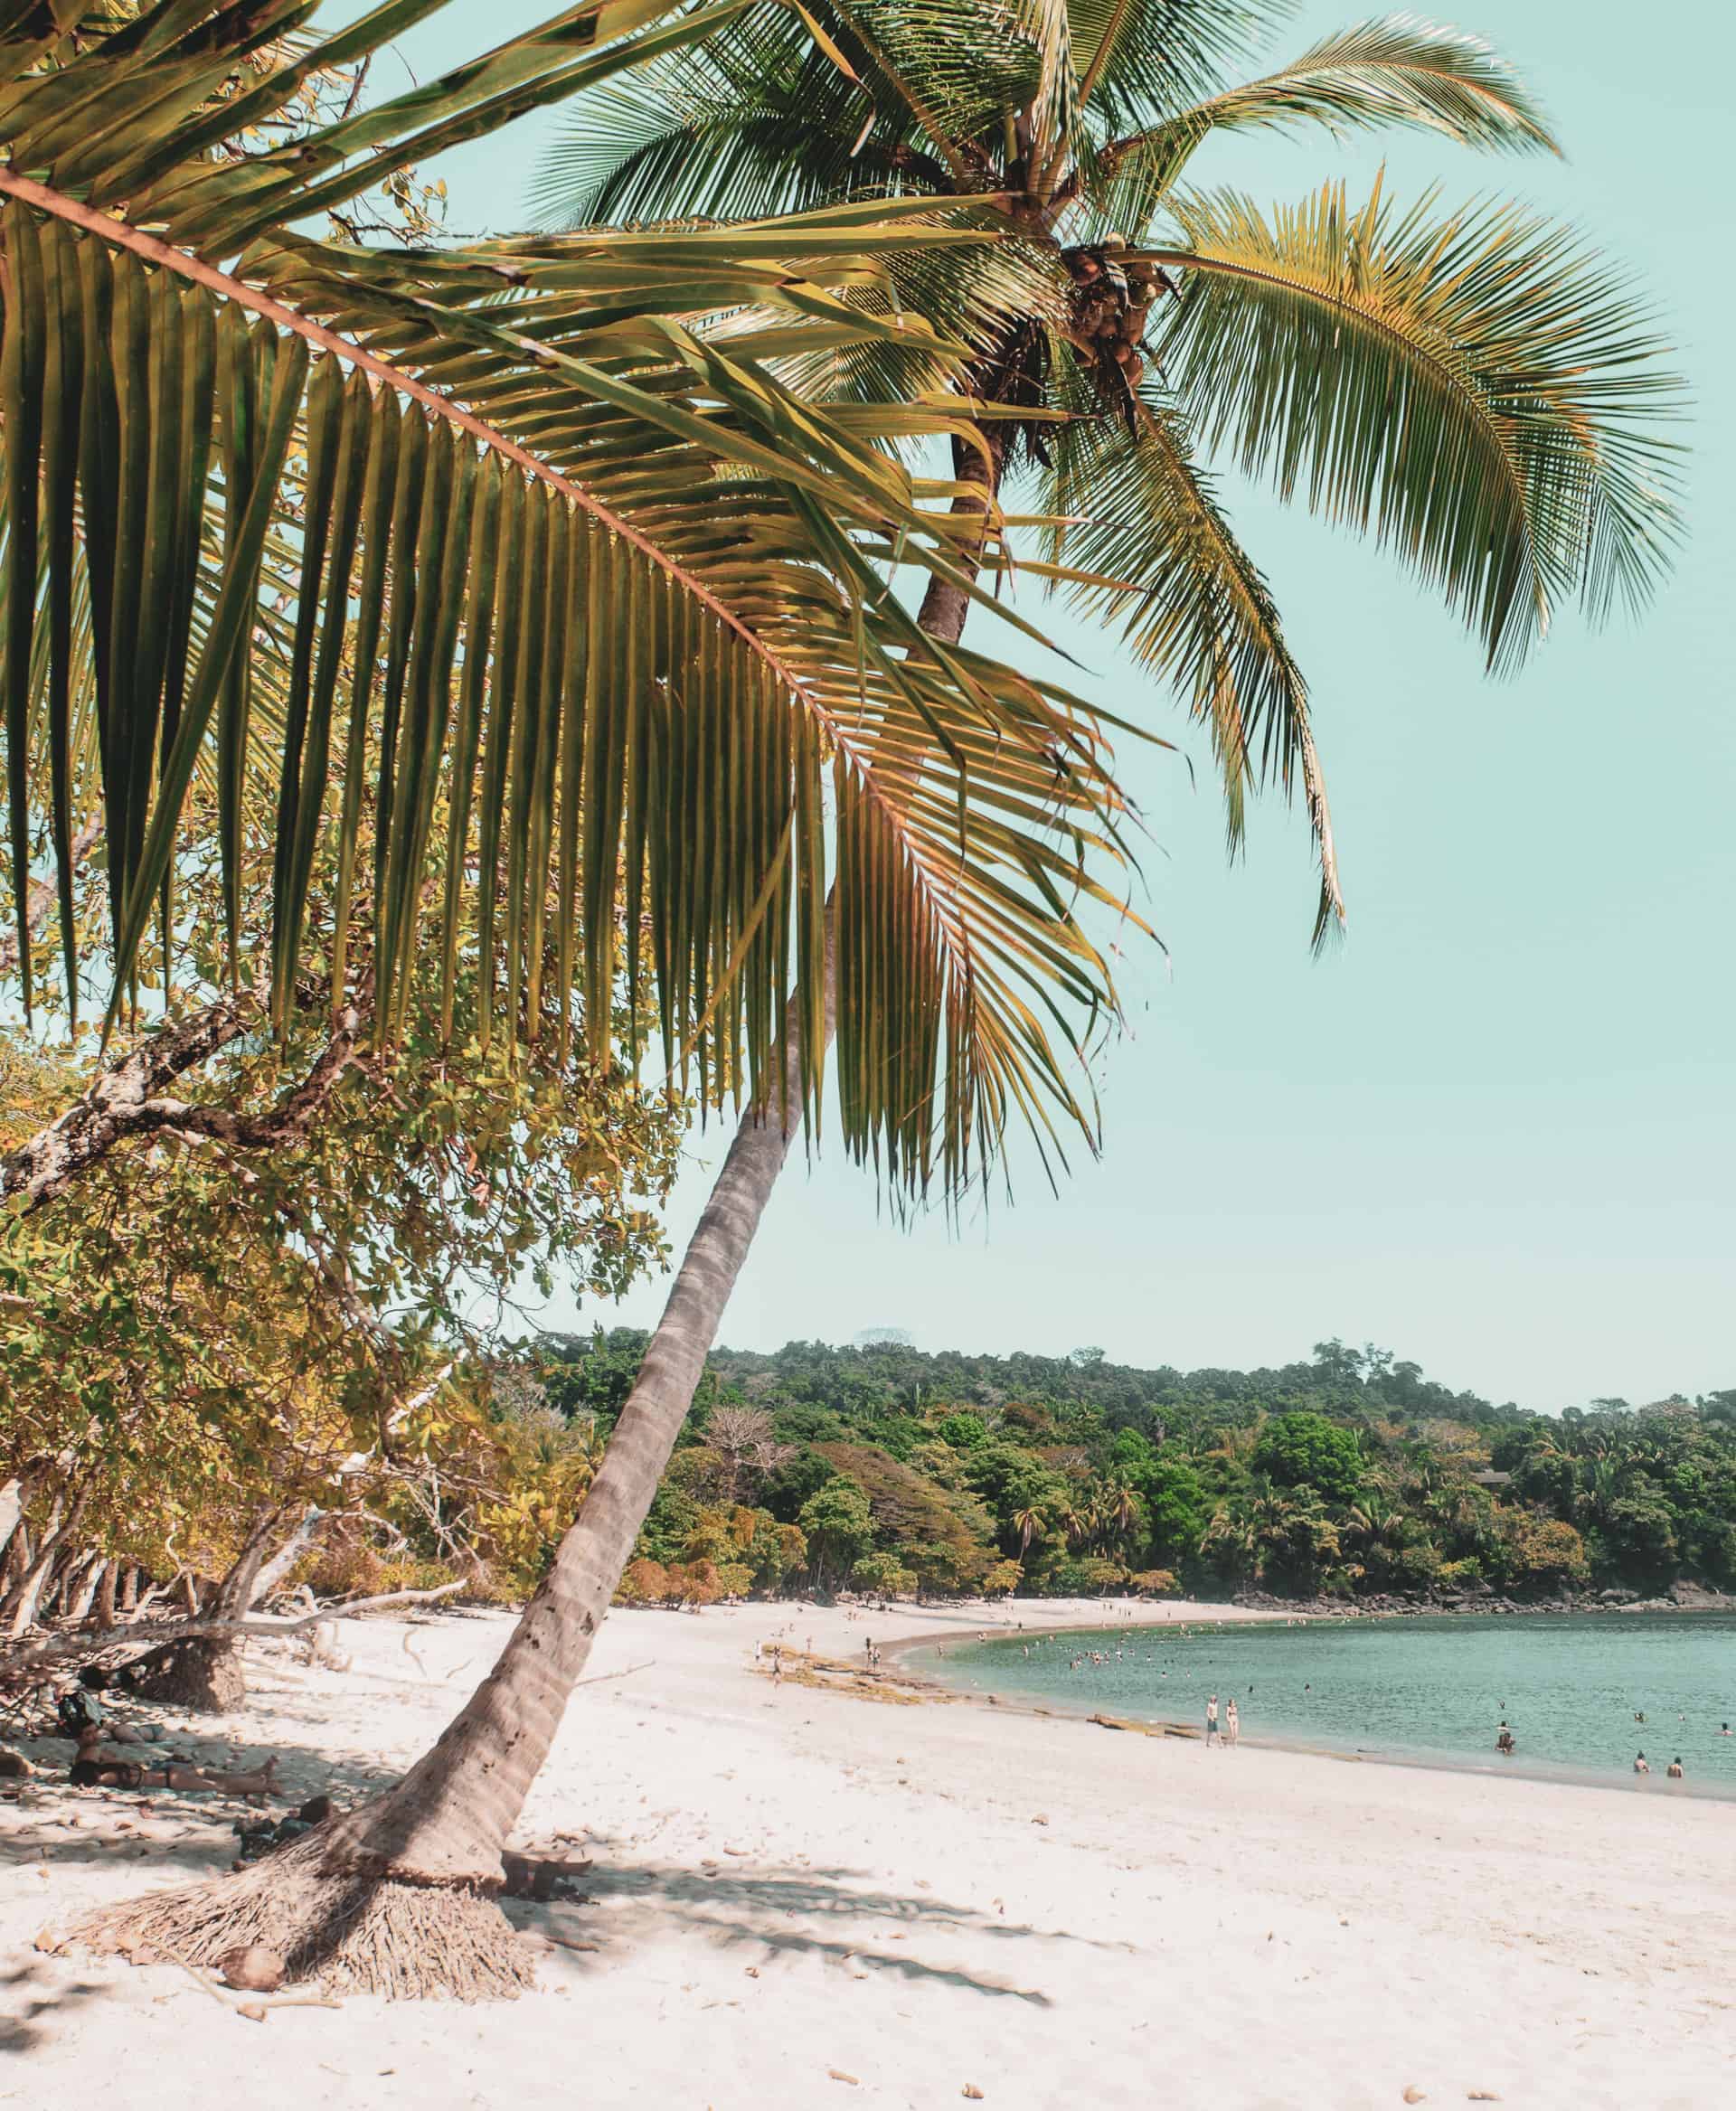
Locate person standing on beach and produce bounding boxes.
[1205,1694,1221,1746]
[1225,1698,1240,1748]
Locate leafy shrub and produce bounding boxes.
[853,1550,917,1597]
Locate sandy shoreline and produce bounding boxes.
[5,1595,1732,2108]
[885,1602,1736,1805]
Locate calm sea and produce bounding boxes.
[909,1611,1736,1796]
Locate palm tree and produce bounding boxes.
[3,2,1141,1994]
[542,1,1681,933]
[1011,1503,1046,1558]
[1090,1474,1137,1554]
[1201,1499,1260,1581]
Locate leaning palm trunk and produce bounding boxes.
[74,937,837,1996]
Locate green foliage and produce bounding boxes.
[797,1475,875,1588]
[1252,1411,1364,1503]
[531,1331,1736,1605]
[936,1411,987,1450]
[853,1550,918,1597]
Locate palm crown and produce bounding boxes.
[544,1,1684,937]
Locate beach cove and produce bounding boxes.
[5,1596,1731,2110]
[908,1608,1736,1797]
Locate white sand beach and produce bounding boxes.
[5,1597,1731,2109]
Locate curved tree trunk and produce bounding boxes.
[326,929,838,1889]
[129,1511,287,1712]
[916,432,1006,646]
[249,1505,326,1607]
[78,932,837,1993]
[4,1492,82,1637]
[61,1549,104,1624]
[319,466,1011,1893]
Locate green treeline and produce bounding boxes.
[530,1334,1736,1605]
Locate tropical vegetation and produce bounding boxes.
[534,1331,1736,1604]
[0,0,1684,2003]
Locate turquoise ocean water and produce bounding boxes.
[909,1612,1736,1796]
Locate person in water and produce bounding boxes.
[1633,1751,1649,1774]
[1666,1758,1684,1778]
[1722,1724,1732,1737]
[1495,1723,1515,1756]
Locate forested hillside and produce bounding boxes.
[530,1334,1736,1607]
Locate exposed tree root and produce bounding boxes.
[70,1826,535,2000]
[128,1635,247,1712]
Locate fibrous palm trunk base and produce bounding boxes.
[70,1824,535,2000]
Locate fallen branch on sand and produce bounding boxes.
[1089,1712,1198,1739]
[1,1580,466,1681]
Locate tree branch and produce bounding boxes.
[0,1580,467,1680]
[1,994,364,1209]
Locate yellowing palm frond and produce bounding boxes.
[0,2,1146,1206]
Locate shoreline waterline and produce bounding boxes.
[893,1607,1736,1805]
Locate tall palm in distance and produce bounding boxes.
[542,1,1684,936]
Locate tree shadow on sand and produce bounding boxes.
[0,1714,400,1884]
[0,1960,108,2055]
[509,1859,1134,2006]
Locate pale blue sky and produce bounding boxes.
[406,2,1732,1409]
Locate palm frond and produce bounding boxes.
[1063,0,1292,137]
[1090,15,1557,223]
[0,4,1146,1204]
[1143,179,1684,671]
[535,0,1050,228]
[1034,382,1340,939]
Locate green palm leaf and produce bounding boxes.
[1092,14,1558,222]
[1035,382,1340,939]
[1143,178,1684,671]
